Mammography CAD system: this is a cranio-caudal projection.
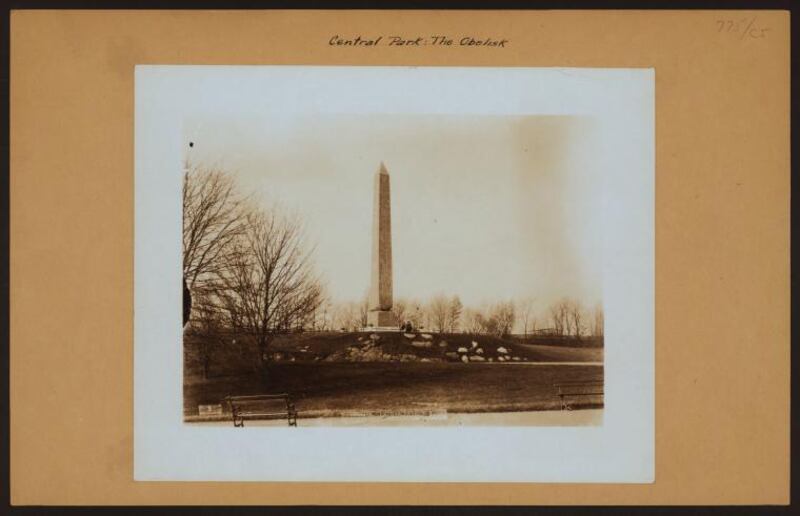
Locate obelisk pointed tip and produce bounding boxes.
[378,161,389,175]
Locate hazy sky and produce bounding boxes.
[185,114,603,312]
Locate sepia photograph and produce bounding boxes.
[182,113,605,427]
[135,66,653,481]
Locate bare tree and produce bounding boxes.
[331,301,358,331]
[428,295,450,333]
[591,303,604,337]
[464,308,484,334]
[182,163,249,326]
[358,295,369,328]
[491,301,516,337]
[548,303,561,336]
[568,299,585,339]
[309,297,333,331]
[407,300,425,330]
[549,299,570,337]
[186,291,224,379]
[448,296,463,333]
[392,298,409,328]
[213,208,323,366]
[519,297,537,337]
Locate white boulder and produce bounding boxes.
[469,355,486,362]
[497,347,509,354]
[461,355,469,363]
[457,347,468,353]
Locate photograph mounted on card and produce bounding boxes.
[134,65,653,482]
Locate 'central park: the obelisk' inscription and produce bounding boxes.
[368,162,397,328]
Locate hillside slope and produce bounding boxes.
[267,331,601,363]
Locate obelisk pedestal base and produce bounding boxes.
[368,310,397,329]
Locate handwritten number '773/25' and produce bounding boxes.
[717,18,769,39]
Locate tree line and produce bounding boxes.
[304,295,603,339]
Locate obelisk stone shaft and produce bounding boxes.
[367,162,396,328]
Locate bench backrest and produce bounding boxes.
[224,394,293,413]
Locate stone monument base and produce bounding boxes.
[368,310,397,329]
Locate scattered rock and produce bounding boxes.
[461,355,469,363]
[420,358,430,362]
[445,352,459,360]
[469,355,486,362]
[411,340,432,348]
[369,333,381,341]
[457,347,468,353]
[421,333,433,340]
[273,352,283,362]
[439,340,448,348]
[476,348,484,355]
[403,333,416,339]
[488,357,494,362]
[471,341,479,348]
[512,356,521,361]
[498,356,506,362]
[497,347,509,354]
[362,347,386,361]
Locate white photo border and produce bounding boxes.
[134,66,654,482]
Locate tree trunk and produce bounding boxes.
[202,356,210,380]
[182,278,192,327]
[257,336,271,369]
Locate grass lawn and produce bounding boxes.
[184,362,604,418]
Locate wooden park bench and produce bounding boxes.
[224,393,298,427]
[553,381,604,411]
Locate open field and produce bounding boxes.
[184,331,603,422]
[184,362,603,419]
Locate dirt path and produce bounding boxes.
[188,408,603,427]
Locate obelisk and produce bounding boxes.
[367,162,397,328]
